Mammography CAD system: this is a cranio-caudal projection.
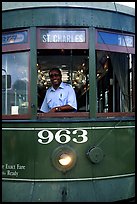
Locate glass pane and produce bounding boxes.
[96,50,133,113]
[2,30,28,46]
[37,49,89,112]
[2,52,29,115]
[97,31,134,47]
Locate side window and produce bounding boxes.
[96,51,135,113]
[2,29,30,118]
[2,52,30,116]
[96,30,135,114]
[37,49,89,112]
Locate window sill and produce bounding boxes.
[37,112,135,119]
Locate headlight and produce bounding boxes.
[58,153,72,166]
[51,145,77,172]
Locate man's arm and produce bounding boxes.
[49,105,76,112]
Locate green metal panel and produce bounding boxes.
[2,120,135,179]
[2,120,135,201]
[2,7,135,33]
[89,27,96,118]
[2,176,135,202]
[29,27,37,119]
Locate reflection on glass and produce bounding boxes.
[96,50,134,113]
[2,52,29,115]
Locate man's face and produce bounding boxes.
[49,70,62,88]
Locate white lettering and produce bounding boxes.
[7,170,18,177]
[2,163,26,178]
[53,35,58,42]
[42,35,47,42]
[37,129,88,144]
[16,164,25,170]
[41,31,86,43]
[55,129,71,144]
[5,164,16,170]
[66,35,71,42]
[80,34,85,42]
[46,34,50,42]
[2,171,6,176]
[72,129,88,143]
[38,130,54,144]
[75,35,80,42]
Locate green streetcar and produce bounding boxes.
[2,2,135,202]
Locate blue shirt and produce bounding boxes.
[40,82,77,112]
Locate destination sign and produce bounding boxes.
[97,31,134,47]
[2,31,28,45]
[40,30,86,43]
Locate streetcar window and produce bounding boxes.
[96,51,135,113]
[37,49,89,112]
[2,52,30,115]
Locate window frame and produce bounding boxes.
[95,29,135,54]
[37,27,90,118]
[2,29,31,119]
[95,29,135,117]
[37,28,89,49]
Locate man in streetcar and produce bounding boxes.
[40,68,77,112]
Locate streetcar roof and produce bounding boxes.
[2,2,135,16]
